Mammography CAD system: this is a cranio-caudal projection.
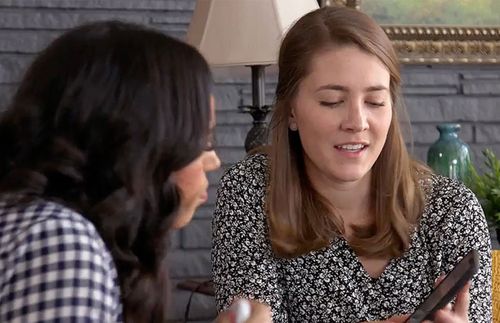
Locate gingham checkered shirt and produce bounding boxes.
[0,193,122,322]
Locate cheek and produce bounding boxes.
[371,113,392,156]
[383,110,393,135]
[373,108,392,136]
[172,163,204,197]
[295,104,332,139]
[299,114,339,151]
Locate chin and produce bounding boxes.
[171,208,196,229]
[333,170,369,183]
[338,176,364,183]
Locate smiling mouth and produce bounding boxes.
[334,144,368,152]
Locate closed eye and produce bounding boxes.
[367,101,385,107]
[320,101,343,108]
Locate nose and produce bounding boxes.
[203,150,221,172]
[340,100,368,132]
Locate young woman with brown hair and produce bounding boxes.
[212,6,491,322]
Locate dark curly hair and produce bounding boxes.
[0,21,212,322]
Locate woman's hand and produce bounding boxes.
[423,281,471,323]
[215,299,272,323]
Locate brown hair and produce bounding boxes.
[267,6,430,258]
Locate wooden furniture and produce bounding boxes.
[493,250,500,322]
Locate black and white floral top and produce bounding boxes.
[212,154,492,322]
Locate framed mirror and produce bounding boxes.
[318,0,500,64]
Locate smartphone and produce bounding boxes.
[404,249,480,323]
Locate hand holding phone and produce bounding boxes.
[404,249,479,323]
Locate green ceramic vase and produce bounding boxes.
[427,123,472,181]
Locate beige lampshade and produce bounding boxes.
[186,0,319,66]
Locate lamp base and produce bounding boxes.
[239,104,272,152]
[244,120,269,152]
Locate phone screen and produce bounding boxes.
[405,249,480,323]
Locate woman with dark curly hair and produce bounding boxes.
[0,21,269,323]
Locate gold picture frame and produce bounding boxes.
[320,0,500,64]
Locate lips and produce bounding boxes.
[199,192,208,202]
[334,143,369,152]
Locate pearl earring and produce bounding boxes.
[289,123,298,131]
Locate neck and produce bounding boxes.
[307,169,373,226]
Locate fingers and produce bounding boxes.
[245,300,272,323]
[431,280,471,323]
[387,314,410,322]
[434,273,471,316]
[454,280,471,317]
[216,299,272,323]
[214,311,235,323]
[433,308,455,322]
[434,274,445,287]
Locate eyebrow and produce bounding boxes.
[316,84,389,93]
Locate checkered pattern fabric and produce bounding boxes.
[0,193,122,322]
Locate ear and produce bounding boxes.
[289,108,295,120]
[288,108,298,131]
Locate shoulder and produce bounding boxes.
[0,194,117,278]
[219,153,269,189]
[214,154,269,217]
[1,195,109,252]
[424,174,478,206]
[0,194,121,321]
[421,174,484,225]
[0,194,116,280]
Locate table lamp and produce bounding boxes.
[187,0,319,151]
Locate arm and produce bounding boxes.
[0,210,121,322]
[433,180,492,322]
[212,156,286,322]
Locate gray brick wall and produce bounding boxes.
[1,1,499,322]
[402,66,500,166]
